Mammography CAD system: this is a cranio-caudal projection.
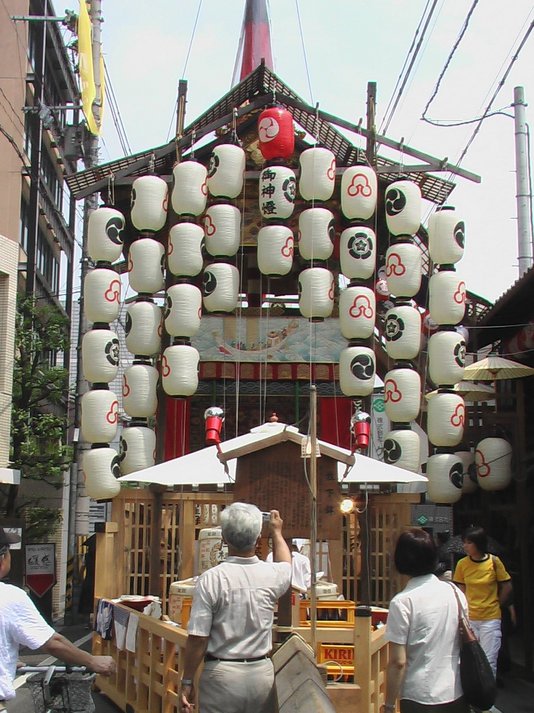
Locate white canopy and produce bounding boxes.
[119,424,427,487]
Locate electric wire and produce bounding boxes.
[454,19,534,170]
[380,0,441,135]
[421,0,480,125]
[165,0,203,143]
[103,59,132,156]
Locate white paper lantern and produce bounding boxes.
[82,329,119,383]
[167,222,204,277]
[81,389,119,444]
[202,263,239,313]
[84,268,121,324]
[384,180,421,236]
[257,224,294,276]
[130,175,168,232]
[298,207,335,261]
[259,165,296,219]
[426,452,463,504]
[161,344,199,396]
[339,346,376,397]
[427,391,465,447]
[383,428,421,473]
[125,300,162,356]
[206,144,246,199]
[123,363,158,418]
[476,438,513,491]
[128,238,165,294]
[87,207,125,263]
[339,286,376,339]
[428,330,466,386]
[428,206,465,266]
[298,267,334,320]
[429,269,466,325]
[340,166,377,220]
[83,447,121,500]
[384,304,421,360]
[119,426,156,475]
[171,160,208,216]
[455,449,477,494]
[204,204,241,257]
[299,147,336,201]
[165,283,202,337]
[385,242,422,298]
[384,367,421,422]
[339,226,376,280]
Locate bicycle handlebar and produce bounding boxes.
[17,665,88,675]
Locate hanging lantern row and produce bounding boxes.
[380,181,423,472]
[426,436,512,504]
[81,206,127,500]
[424,200,469,503]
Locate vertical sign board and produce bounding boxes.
[25,544,56,597]
[370,391,389,461]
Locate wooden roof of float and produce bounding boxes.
[66,63,475,202]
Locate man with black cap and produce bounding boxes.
[0,527,115,710]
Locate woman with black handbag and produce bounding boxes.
[383,529,469,713]
[453,526,512,679]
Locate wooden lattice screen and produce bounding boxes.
[105,490,416,612]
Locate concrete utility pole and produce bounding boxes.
[513,86,533,276]
[68,0,103,605]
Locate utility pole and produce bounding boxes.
[68,0,103,612]
[513,86,533,276]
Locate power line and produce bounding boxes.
[103,58,132,156]
[421,0,480,125]
[454,19,534,168]
[380,0,440,135]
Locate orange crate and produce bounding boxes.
[299,599,356,627]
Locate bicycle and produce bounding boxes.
[17,665,96,713]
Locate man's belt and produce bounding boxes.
[205,653,269,663]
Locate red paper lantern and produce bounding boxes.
[258,106,295,161]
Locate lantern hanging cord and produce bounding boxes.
[294,0,314,106]
[107,172,115,206]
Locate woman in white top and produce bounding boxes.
[383,528,468,713]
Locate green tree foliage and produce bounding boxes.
[1,297,73,539]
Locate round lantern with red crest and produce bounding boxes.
[257,106,295,161]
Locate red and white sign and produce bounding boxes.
[25,544,56,597]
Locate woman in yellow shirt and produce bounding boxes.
[453,526,512,678]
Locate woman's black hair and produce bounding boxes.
[462,525,487,553]
[394,528,437,576]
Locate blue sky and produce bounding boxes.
[98,0,534,303]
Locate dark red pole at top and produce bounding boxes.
[232,0,273,85]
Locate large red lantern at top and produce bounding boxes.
[258,106,294,161]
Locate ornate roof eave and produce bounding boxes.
[66,64,477,202]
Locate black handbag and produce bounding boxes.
[449,583,497,711]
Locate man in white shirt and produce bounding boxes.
[180,504,291,713]
[267,541,311,593]
[0,528,115,711]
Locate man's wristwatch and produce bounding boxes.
[181,678,193,686]
[383,704,395,712]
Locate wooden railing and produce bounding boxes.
[92,600,390,713]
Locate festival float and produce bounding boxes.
[64,2,515,711]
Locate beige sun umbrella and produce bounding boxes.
[424,382,496,402]
[463,355,534,381]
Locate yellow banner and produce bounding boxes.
[78,1,99,135]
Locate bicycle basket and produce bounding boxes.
[27,672,96,713]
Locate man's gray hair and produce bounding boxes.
[220,502,262,552]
